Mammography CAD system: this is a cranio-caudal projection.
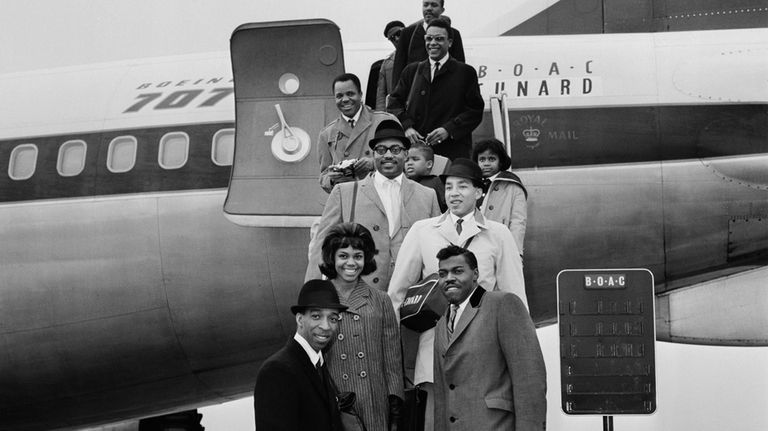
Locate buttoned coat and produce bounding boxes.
[317,105,398,192]
[391,20,465,86]
[306,174,441,292]
[388,57,484,160]
[388,211,527,384]
[326,279,404,431]
[434,287,547,431]
[480,171,528,254]
[254,339,342,431]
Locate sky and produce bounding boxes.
[2,1,767,430]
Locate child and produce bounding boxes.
[472,138,528,255]
[405,143,447,212]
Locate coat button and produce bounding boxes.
[372,225,380,231]
[450,417,456,423]
[449,384,455,390]
[342,373,349,380]
[494,185,500,191]
[338,314,343,320]
[365,150,370,155]
[341,353,347,360]
[344,151,350,156]
[360,371,367,378]
[353,315,360,321]
[373,277,379,283]
[489,205,494,210]
[357,352,365,358]
[420,90,426,96]
[338,334,344,340]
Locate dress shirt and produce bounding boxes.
[341,106,363,129]
[373,171,403,236]
[429,53,449,81]
[451,286,479,331]
[294,332,324,367]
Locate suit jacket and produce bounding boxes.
[388,210,526,384]
[317,105,397,192]
[306,174,441,291]
[375,51,396,111]
[254,339,342,431]
[480,171,528,254]
[434,287,546,431]
[392,20,465,86]
[388,57,484,160]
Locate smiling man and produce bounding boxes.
[388,158,526,431]
[388,19,482,160]
[317,73,398,193]
[307,120,441,293]
[434,245,546,431]
[254,279,347,431]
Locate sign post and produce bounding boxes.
[557,269,656,429]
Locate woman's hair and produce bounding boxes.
[319,222,378,279]
[471,138,512,172]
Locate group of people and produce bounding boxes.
[254,1,544,430]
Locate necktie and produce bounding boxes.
[388,179,401,236]
[455,218,463,235]
[348,118,355,129]
[316,360,327,388]
[447,304,459,334]
[432,61,440,81]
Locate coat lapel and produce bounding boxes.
[447,287,486,349]
[344,106,372,153]
[358,175,386,215]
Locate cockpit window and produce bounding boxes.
[57,140,87,177]
[107,136,137,173]
[9,144,38,180]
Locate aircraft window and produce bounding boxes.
[9,144,38,180]
[57,140,87,177]
[107,136,137,173]
[158,132,189,170]
[212,128,234,166]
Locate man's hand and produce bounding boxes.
[426,127,449,146]
[353,156,374,175]
[405,127,425,146]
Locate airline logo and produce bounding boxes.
[124,77,234,114]
[477,59,601,100]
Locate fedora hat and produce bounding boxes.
[440,158,483,187]
[368,119,411,150]
[291,279,348,314]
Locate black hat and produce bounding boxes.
[384,20,405,38]
[368,119,411,150]
[440,158,483,187]
[291,279,348,314]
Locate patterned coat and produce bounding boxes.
[480,171,528,254]
[326,279,404,431]
[306,174,441,292]
[434,287,546,431]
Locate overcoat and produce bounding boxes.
[391,20,465,86]
[326,279,404,431]
[480,171,528,254]
[388,211,526,384]
[317,105,397,192]
[306,174,441,292]
[254,339,342,431]
[388,57,484,160]
[375,51,396,111]
[434,287,547,431]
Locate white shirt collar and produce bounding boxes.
[374,171,404,187]
[453,285,479,326]
[449,209,475,225]
[294,332,323,367]
[429,53,450,69]
[341,106,363,125]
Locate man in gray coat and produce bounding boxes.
[433,245,546,431]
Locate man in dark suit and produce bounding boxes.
[254,280,347,431]
[388,19,483,161]
[392,0,465,86]
[306,120,441,292]
[433,245,546,431]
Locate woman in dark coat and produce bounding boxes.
[320,222,404,431]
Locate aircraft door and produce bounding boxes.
[226,20,344,225]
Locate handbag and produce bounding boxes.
[329,374,367,431]
[399,236,475,332]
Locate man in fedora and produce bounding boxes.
[306,120,441,292]
[388,158,527,431]
[254,279,347,431]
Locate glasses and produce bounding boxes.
[424,35,447,43]
[373,145,406,155]
[387,29,402,42]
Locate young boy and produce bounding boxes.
[405,143,447,212]
[472,138,528,255]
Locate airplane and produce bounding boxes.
[1,2,767,430]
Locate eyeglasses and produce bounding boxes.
[373,145,407,155]
[424,35,447,43]
[387,29,402,41]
